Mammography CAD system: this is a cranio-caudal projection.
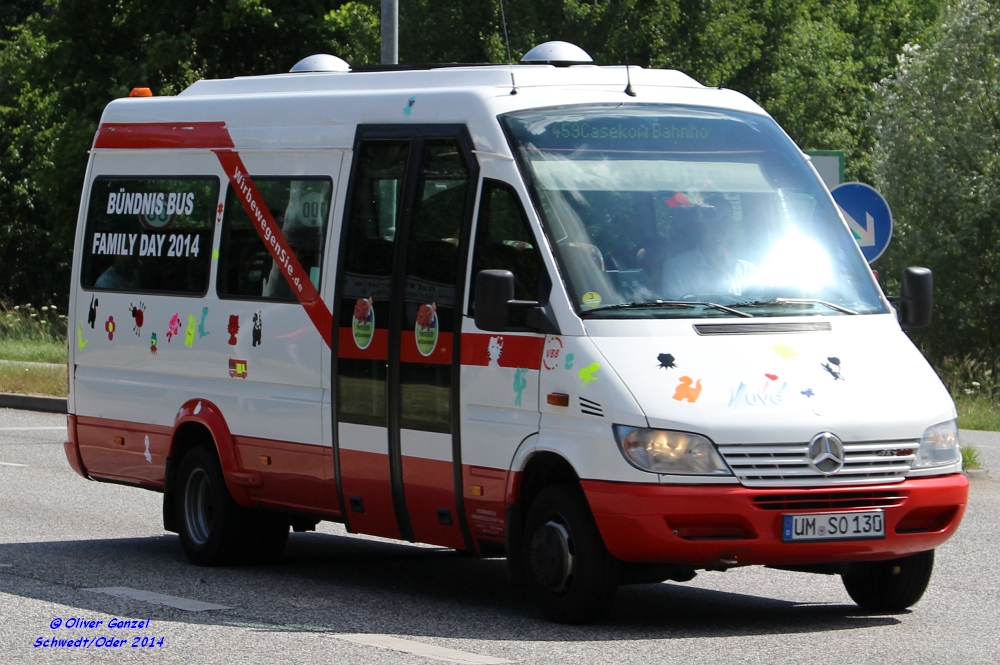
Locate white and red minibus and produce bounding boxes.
[64,43,968,623]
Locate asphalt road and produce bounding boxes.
[1,407,998,664]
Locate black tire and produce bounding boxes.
[174,446,254,566]
[247,512,290,565]
[842,550,934,612]
[523,484,619,623]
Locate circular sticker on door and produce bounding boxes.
[415,302,439,357]
[352,297,374,349]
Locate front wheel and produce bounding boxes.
[841,549,934,612]
[523,484,619,623]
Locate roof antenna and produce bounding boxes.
[499,0,517,95]
[623,19,637,97]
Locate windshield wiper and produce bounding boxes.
[732,298,858,315]
[580,300,753,318]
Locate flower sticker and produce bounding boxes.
[353,297,375,350]
[415,302,439,357]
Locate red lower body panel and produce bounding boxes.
[63,415,87,478]
[339,448,401,540]
[76,416,172,488]
[74,415,341,518]
[235,436,337,515]
[463,465,508,539]
[583,475,969,567]
[402,456,464,549]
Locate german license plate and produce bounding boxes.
[782,510,885,542]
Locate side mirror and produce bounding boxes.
[474,269,515,332]
[898,266,933,328]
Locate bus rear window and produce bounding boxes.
[81,177,219,295]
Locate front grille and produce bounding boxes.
[753,490,908,511]
[718,439,918,488]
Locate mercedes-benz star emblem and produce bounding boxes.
[808,432,845,475]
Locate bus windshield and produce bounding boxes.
[501,104,887,319]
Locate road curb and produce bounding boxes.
[0,392,67,414]
[965,469,992,482]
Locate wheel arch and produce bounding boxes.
[504,443,583,587]
[514,450,582,515]
[163,399,249,533]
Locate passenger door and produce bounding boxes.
[334,127,478,549]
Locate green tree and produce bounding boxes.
[0,0,361,306]
[394,0,941,182]
[0,1,44,37]
[0,20,67,304]
[0,0,947,306]
[875,0,1000,362]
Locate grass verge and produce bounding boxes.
[0,302,67,364]
[962,444,983,470]
[0,339,66,364]
[954,395,1000,432]
[0,361,67,397]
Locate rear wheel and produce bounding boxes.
[523,484,619,623]
[174,446,288,565]
[841,549,934,612]
[248,511,290,565]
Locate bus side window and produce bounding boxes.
[217,178,332,301]
[469,179,544,325]
[81,177,218,295]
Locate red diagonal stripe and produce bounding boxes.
[94,122,235,150]
[214,150,332,348]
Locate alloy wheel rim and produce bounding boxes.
[530,519,574,592]
[184,468,213,546]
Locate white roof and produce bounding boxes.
[177,64,703,97]
[98,65,770,153]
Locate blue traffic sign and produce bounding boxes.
[831,182,893,264]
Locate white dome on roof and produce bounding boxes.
[520,41,593,66]
[289,54,350,73]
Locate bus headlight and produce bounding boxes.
[913,419,961,468]
[613,425,732,475]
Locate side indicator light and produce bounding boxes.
[113,436,125,447]
[259,455,271,466]
[469,485,484,496]
[129,87,153,97]
[547,393,570,407]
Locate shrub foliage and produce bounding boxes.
[1,0,942,312]
[875,0,1000,364]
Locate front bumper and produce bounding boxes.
[583,474,968,567]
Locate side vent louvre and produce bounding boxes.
[579,397,604,417]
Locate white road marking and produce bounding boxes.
[0,427,65,431]
[0,462,27,467]
[0,563,12,567]
[335,634,512,664]
[83,587,231,612]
